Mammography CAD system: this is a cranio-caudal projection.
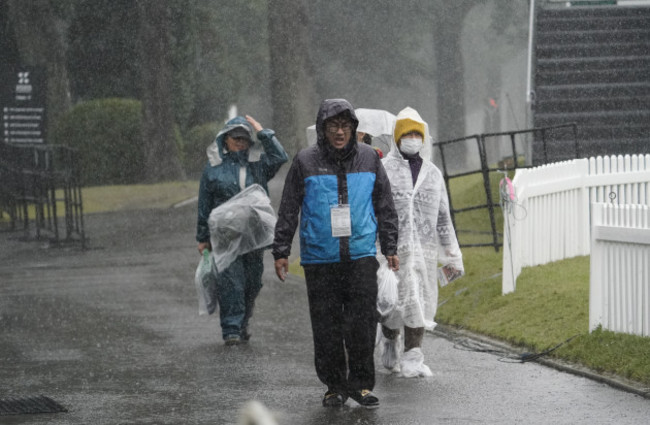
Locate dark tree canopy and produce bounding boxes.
[1,0,529,182]
[0,1,20,70]
[67,0,141,101]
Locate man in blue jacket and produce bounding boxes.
[197,114,288,346]
[272,99,399,408]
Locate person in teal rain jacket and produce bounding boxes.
[196,115,288,346]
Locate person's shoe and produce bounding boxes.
[224,335,241,346]
[322,390,347,407]
[348,389,379,408]
[400,347,433,378]
[241,329,251,343]
[382,337,400,371]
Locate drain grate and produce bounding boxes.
[0,395,68,415]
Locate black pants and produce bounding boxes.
[303,256,379,394]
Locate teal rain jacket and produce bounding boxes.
[196,116,288,243]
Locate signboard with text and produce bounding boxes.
[1,66,47,144]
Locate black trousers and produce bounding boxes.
[303,256,379,394]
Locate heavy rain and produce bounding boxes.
[1,1,650,424]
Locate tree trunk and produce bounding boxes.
[267,0,318,156]
[137,0,185,182]
[6,0,71,139]
[433,1,474,171]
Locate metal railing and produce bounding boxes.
[0,143,85,247]
[433,123,579,251]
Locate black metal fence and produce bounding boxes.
[434,123,579,251]
[0,143,85,247]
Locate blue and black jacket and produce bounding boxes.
[272,99,398,264]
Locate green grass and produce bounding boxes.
[439,254,588,351]
[439,252,650,386]
[5,178,650,387]
[448,170,511,247]
[0,181,200,221]
[81,180,199,213]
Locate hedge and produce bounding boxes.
[53,98,145,186]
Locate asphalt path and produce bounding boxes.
[1,172,650,424]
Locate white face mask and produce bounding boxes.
[399,137,423,155]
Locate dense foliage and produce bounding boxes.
[4,0,529,180]
[66,0,141,101]
[65,0,268,133]
[52,98,145,186]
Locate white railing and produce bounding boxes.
[590,203,650,336]
[502,154,650,294]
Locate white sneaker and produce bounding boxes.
[400,348,433,378]
[382,337,401,372]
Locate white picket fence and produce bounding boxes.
[502,154,650,295]
[589,203,650,336]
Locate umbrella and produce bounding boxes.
[355,108,396,155]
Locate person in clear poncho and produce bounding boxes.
[379,106,464,377]
[196,115,288,346]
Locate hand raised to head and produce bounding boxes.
[245,115,263,132]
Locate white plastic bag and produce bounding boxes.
[380,333,403,373]
[377,261,398,320]
[194,250,218,316]
[208,184,277,273]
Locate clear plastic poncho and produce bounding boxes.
[208,184,277,273]
[380,107,463,331]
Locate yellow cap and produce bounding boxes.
[394,118,425,145]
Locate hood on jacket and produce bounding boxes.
[207,116,264,167]
[388,106,434,162]
[315,99,359,151]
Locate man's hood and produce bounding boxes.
[207,116,264,167]
[315,99,359,150]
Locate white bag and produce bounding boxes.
[194,250,218,316]
[376,261,398,320]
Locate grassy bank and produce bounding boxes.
[438,250,650,386]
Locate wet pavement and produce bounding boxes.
[1,174,650,424]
